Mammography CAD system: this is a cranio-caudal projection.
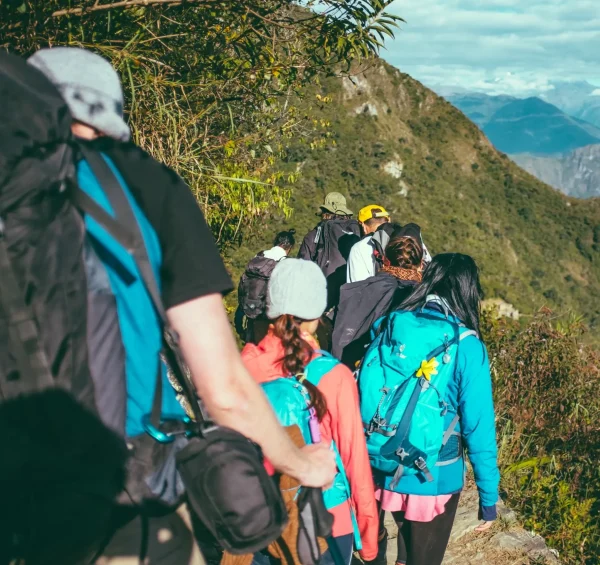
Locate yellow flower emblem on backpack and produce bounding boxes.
[416,357,439,381]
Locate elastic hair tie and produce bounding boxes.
[297,373,307,383]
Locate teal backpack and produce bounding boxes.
[359,296,477,489]
[261,351,361,550]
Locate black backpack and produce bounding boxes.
[238,253,279,319]
[312,219,360,309]
[0,52,128,565]
[312,218,361,278]
[0,54,289,563]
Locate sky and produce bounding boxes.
[381,0,600,96]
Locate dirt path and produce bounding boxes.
[98,488,559,565]
[379,489,559,565]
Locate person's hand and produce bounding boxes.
[293,443,337,488]
[475,520,494,532]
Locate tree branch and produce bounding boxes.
[52,0,211,18]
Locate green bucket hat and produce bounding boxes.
[318,192,353,216]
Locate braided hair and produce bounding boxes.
[272,314,328,420]
[385,235,423,268]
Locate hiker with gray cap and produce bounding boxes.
[26,46,336,561]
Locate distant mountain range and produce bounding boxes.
[440,80,600,128]
[540,81,600,128]
[513,145,600,199]
[484,97,600,155]
[448,94,600,155]
[444,93,515,128]
[444,85,600,198]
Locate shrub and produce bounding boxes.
[482,309,600,564]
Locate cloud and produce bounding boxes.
[591,89,600,96]
[380,0,600,95]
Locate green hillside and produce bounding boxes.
[230,60,600,334]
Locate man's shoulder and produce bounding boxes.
[350,236,373,255]
[98,139,182,187]
[303,225,319,238]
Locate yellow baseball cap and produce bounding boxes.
[358,204,390,223]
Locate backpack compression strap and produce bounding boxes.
[0,220,53,396]
[73,145,204,431]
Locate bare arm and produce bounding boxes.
[167,293,335,487]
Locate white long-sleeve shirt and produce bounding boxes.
[347,236,376,283]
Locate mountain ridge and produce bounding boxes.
[228,59,600,333]
[450,95,600,155]
[512,144,600,199]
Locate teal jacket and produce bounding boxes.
[380,308,500,520]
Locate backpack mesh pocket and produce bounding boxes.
[437,433,463,465]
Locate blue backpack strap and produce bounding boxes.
[74,145,204,434]
[304,350,340,387]
[304,352,362,550]
[331,443,362,551]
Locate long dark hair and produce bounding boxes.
[399,253,483,334]
[272,314,328,421]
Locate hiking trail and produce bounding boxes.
[99,484,559,565]
[398,486,559,565]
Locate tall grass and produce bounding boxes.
[482,309,600,564]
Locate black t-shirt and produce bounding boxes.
[87,139,233,308]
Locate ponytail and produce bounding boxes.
[273,315,328,421]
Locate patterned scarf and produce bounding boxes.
[381,264,422,283]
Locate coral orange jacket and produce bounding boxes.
[242,330,378,560]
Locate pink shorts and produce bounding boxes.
[375,488,453,523]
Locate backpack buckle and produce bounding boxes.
[367,416,385,435]
[415,456,434,482]
[143,414,193,444]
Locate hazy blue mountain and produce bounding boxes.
[483,97,600,155]
[576,98,600,129]
[447,93,516,128]
[541,81,597,115]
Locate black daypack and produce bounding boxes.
[238,253,279,319]
[312,218,361,278]
[312,219,360,309]
[0,52,128,565]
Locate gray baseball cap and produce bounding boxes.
[29,47,130,142]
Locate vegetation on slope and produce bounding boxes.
[230,62,600,333]
[1,0,401,245]
[483,310,600,564]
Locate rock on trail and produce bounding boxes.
[98,487,558,565]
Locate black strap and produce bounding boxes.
[75,145,204,427]
[0,221,54,397]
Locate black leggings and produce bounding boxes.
[391,493,460,565]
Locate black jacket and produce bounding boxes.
[332,272,417,367]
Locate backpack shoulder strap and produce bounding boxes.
[304,350,339,387]
[73,145,204,430]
